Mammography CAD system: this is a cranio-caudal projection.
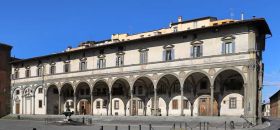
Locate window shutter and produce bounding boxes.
[140,53,143,64]
[145,51,148,63]
[171,49,175,60]
[222,42,225,54]
[97,59,100,68]
[116,57,118,66]
[190,46,193,58]
[162,50,166,61]
[232,42,235,53]
[121,55,124,65]
[200,45,203,57]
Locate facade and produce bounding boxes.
[0,43,12,117]
[10,16,271,124]
[262,103,270,117]
[270,90,280,117]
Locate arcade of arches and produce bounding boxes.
[13,69,246,117]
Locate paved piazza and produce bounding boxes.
[0,115,277,130]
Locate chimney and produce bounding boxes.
[178,16,182,22]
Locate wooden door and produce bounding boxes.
[132,100,137,116]
[80,100,90,115]
[199,98,209,116]
[16,103,20,114]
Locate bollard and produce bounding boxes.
[100,125,103,130]
[139,125,141,130]
[180,122,182,129]
[149,124,152,130]
[115,126,118,130]
[199,122,201,130]
[128,125,130,130]
[207,122,209,130]
[17,115,20,120]
[185,122,187,130]
[225,121,227,130]
[173,123,176,130]
[203,122,205,130]
[82,117,85,124]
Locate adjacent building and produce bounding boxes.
[10,16,271,124]
[0,43,12,117]
[262,102,270,117]
[270,90,280,117]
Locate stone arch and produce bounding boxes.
[183,70,212,86]
[213,68,245,116]
[92,79,109,90]
[46,84,59,114]
[75,81,91,115]
[111,77,130,89]
[213,67,246,84]
[75,80,92,90]
[156,73,181,116]
[61,82,74,91]
[156,72,180,86]
[132,76,155,116]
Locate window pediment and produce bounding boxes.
[80,57,87,61]
[191,40,203,45]
[221,35,235,41]
[116,52,125,55]
[98,54,106,58]
[163,44,174,49]
[138,48,149,52]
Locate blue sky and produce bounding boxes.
[0,0,279,102]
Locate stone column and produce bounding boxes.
[190,102,194,116]
[58,91,61,114]
[21,92,24,114]
[246,60,257,124]
[91,92,93,115]
[74,92,77,115]
[32,95,35,115]
[153,88,157,116]
[130,89,133,116]
[258,64,263,124]
[180,85,184,116]
[210,85,214,116]
[109,90,112,116]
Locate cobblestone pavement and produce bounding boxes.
[263,118,280,130]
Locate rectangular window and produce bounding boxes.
[172,99,178,109]
[103,100,107,108]
[183,100,189,109]
[140,51,148,64]
[165,50,172,61]
[25,69,30,78]
[96,101,100,109]
[192,45,202,58]
[116,55,124,67]
[173,27,178,32]
[14,71,19,79]
[229,97,237,109]
[38,88,43,93]
[225,42,233,54]
[64,63,70,73]
[138,100,143,109]
[37,67,42,77]
[39,100,42,108]
[80,61,87,71]
[98,59,106,69]
[114,100,119,110]
[50,65,56,75]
